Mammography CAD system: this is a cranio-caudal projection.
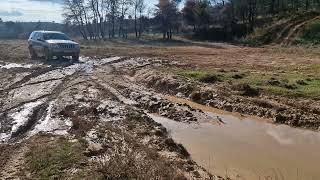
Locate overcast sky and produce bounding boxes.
[0,0,159,22]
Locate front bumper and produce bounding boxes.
[50,49,80,56]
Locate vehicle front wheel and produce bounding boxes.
[28,46,37,60]
[44,48,52,61]
[72,55,79,61]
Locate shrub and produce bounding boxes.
[298,19,320,44]
[193,23,249,41]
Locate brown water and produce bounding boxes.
[150,96,320,180]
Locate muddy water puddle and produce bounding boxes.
[150,96,320,180]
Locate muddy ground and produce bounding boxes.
[0,39,319,179]
[0,55,228,179]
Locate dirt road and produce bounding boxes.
[0,39,320,179]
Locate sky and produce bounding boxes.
[0,0,159,22]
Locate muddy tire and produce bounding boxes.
[28,46,37,60]
[44,48,52,61]
[72,55,79,61]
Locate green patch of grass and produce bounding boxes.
[26,136,85,179]
[296,19,320,44]
[240,74,320,98]
[175,68,320,98]
[297,79,320,97]
[176,69,210,79]
[259,80,320,98]
[303,64,320,76]
[234,71,320,98]
[176,69,223,83]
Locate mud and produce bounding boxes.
[0,57,218,179]
[1,55,318,179]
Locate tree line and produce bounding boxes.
[64,0,147,40]
[0,21,67,39]
[61,0,320,40]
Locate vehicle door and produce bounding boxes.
[28,32,34,47]
[37,33,46,57]
[29,32,39,54]
[32,32,42,55]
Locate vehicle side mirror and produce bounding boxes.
[37,38,44,42]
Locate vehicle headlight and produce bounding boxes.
[50,44,60,49]
[74,44,80,49]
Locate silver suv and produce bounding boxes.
[28,31,80,61]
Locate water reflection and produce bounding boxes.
[150,96,320,180]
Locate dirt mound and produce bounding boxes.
[246,12,320,45]
[135,69,197,96]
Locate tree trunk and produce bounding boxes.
[135,11,138,37]
[270,0,276,14]
[139,17,142,38]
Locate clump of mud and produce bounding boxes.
[198,74,221,84]
[134,69,196,97]
[231,83,260,97]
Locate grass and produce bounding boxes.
[262,79,320,98]
[296,19,320,44]
[176,69,223,83]
[26,135,85,179]
[176,69,209,78]
[175,67,320,99]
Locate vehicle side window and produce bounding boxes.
[36,33,40,40]
[34,33,43,41]
[29,32,34,40]
[38,33,43,40]
[33,32,38,40]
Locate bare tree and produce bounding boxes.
[138,0,146,37]
[109,0,119,38]
[119,0,132,38]
[155,0,179,39]
[64,0,89,40]
[133,0,144,37]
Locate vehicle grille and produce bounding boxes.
[58,44,75,49]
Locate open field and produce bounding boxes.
[3,37,320,98]
[0,37,320,179]
[77,38,320,99]
[81,37,320,98]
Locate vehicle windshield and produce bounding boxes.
[43,33,70,40]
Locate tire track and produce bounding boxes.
[282,16,320,45]
[0,66,59,95]
[1,56,126,143]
